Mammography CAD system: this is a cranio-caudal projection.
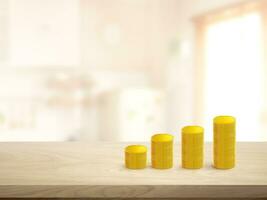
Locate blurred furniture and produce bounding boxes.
[0,142,266,199]
[98,88,165,141]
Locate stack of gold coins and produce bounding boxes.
[151,133,173,169]
[182,126,204,169]
[213,116,236,169]
[125,145,147,169]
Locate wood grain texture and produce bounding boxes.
[0,142,266,198]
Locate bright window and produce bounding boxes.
[203,11,263,141]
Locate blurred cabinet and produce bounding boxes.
[98,88,166,142]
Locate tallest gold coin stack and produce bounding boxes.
[213,116,236,169]
[124,115,236,170]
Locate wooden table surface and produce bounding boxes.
[0,142,266,199]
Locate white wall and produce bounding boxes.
[8,0,81,66]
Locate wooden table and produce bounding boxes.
[0,142,266,199]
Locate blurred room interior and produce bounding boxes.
[0,0,266,141]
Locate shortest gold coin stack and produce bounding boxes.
[182,126,204,169]
[125,145,147,169]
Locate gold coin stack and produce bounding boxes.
[213,116,236,169]
[124,115,236,170]
[182,126,204,169]
[125,145,147,169]
[151,134,173,169]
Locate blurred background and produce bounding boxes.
[0,0,266,141]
